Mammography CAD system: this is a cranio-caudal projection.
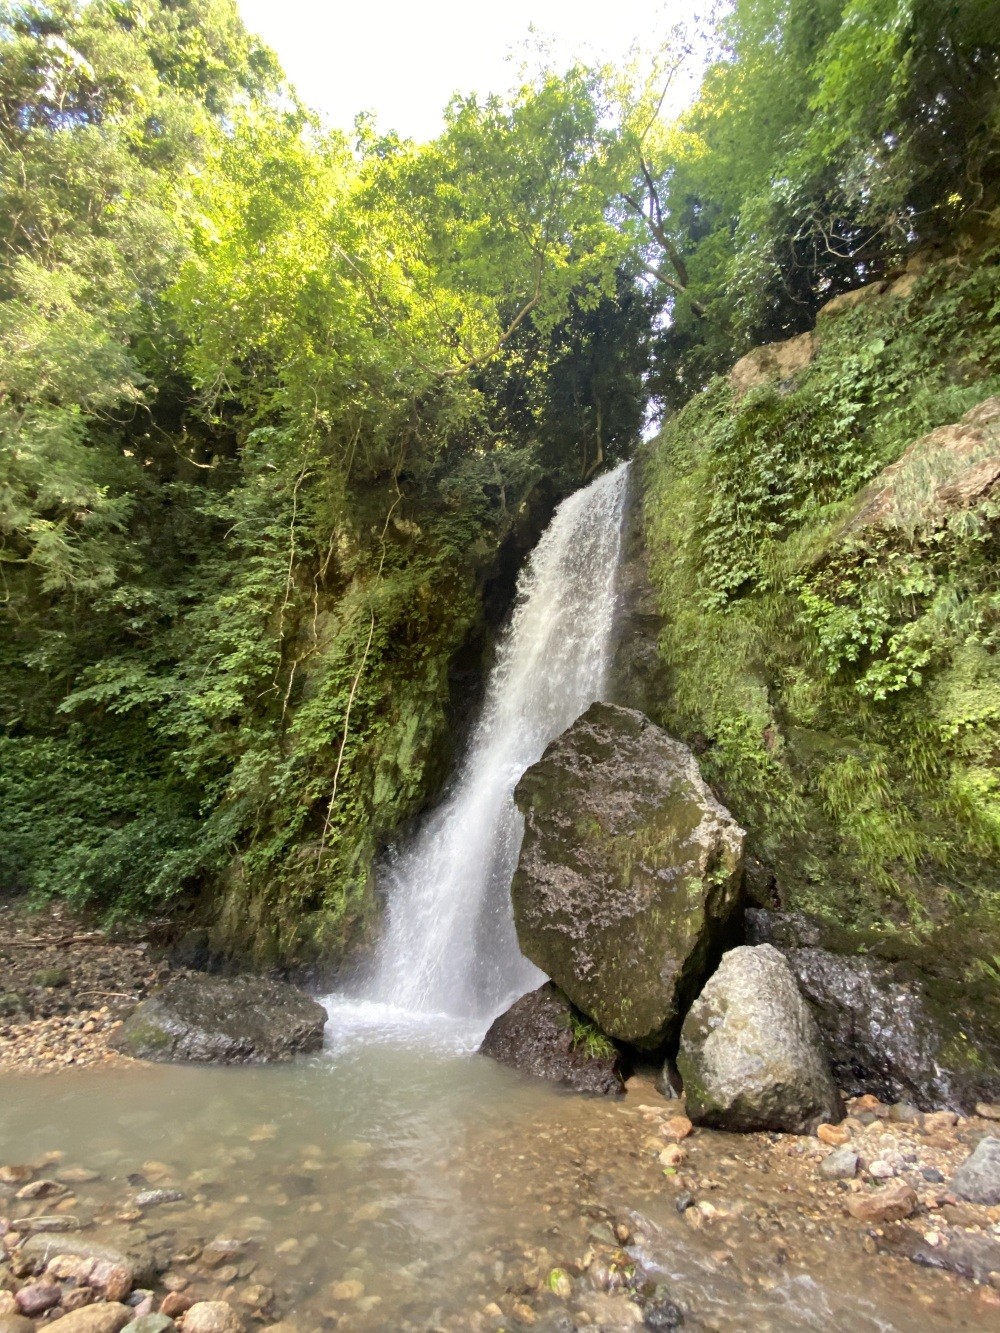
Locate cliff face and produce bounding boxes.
[636,240,1000,1067]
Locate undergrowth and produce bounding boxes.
[642,241,1000,954]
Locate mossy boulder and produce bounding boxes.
[110,974,326,1064]
[678,944,842,1133]
[479,982,623,1095]
[510,702,745,1048]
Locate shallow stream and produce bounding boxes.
[1,1032,994,1332]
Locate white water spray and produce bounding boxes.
[326,462,630,1049]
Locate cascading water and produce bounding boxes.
[327,461,630,1050]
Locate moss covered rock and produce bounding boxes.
[747,909,1000,1112]
[510,702,744,1048]
[479,982,623,1095]
[110,974,326,1064]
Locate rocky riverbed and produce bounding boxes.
[0,904,170,1073]
[3,1051,1000,1333]
[4,908,1000,1330]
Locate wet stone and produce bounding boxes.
[49,1303,134,1333]
[819,1147,858,1180]
[951,1137,1000,1204]
[134,1190,184,1209]
[14,1283,61,1316]
[181,1303,243,1333]
[122,1319,176,1333]
[158,1294,192,1319]
[846,1181,918,1224]
[0,1318,35,1333]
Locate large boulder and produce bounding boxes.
[109,974,326,1064]
[677,945,841,1133]
[747,909,1000,1111]
[511,703,744,1048]
[479,983,624,1095]
[846,396,1000,535]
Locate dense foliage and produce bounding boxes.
[643,246,1000,981]
[0,1,650,959]
[628,0,1000,404]
[2,0,997,964]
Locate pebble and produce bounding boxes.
[63,1290,98,1313]
[852,1096,890,1118]
[14,1179,64,1200]
[0,1166,34,1185]
[547,1268,572,1299]
[90,1259,133,1302]
[819,1147,858,1181]
[0,1318,35,1333]
[817,1123,850,1146]
[237,1285,273,1310]
[922,1111,958,1135]
[158,1295,192,1319]
[661,1117,693,1143]
[976,1103,1000,1121]
[14,1283,61,1316]
[658,1145,685,1169]
[57,1167,101,1184]
[868,1160,895,1180]
[330,1280,364,1302]
[179,1303,243,1333]
[122,1318,175,1333]
[846,1181,918,1224]
[889,1103,920,1124]
[134,1189,184,1208]
[49,1304,134,1333]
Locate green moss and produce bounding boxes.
[641,242,1000,976]
[120,1019,173,1055]
[31,968,69,989]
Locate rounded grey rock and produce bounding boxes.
[678,944,842,1133]
[951,1136,1000,1204]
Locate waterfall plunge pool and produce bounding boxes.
[0,1043,991,1332]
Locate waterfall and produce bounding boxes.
[326,461,630,1050]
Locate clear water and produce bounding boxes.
[0,1058,989,1332]
[331,462,631,1044]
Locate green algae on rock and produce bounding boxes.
[110,975,326,1064]
[511,702,744,1049]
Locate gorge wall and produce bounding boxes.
[632,237,1000,1089]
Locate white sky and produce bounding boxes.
[237,0,703,142]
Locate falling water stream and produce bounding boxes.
[326,461,631,1050]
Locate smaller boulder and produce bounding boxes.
[46,1305,133,1333]
[677,945,841,1133]
[951,1137,1000,1205]
[181,1302,243,1333]
[110,975,326,1064]
[480,984,623,1095]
